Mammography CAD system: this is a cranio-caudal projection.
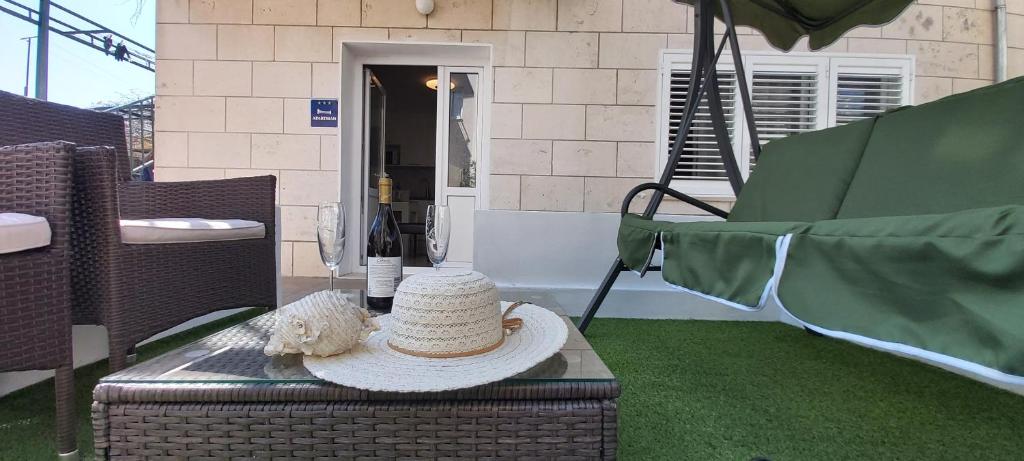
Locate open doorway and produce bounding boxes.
[363,65,438,268]
[338,41,491,275]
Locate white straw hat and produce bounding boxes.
[303,271,568,392]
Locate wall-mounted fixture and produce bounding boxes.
[415,0,434,15]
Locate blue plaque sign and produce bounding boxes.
[310,99,338,127]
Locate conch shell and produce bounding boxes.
[264,290,379,357]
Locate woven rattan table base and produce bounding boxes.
[93,397,617,459]
[91,299,618,459]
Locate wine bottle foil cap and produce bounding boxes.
[378,176,393,203]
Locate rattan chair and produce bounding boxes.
[0,142,77,459]
[0,91,278,371]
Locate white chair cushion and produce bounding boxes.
[120,218,266,245]
[0,212,52,254]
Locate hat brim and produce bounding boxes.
[303,302,569,392]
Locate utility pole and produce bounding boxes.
[35,0,50,100]
[21,36,33,97]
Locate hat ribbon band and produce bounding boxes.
[502,301,527,334]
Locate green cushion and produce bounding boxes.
[837,76,1024,219]
[729,118,876,223]
[779,206,1024,377]
[618,214,681,272]
[619,214,807,307]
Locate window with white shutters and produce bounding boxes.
[657,52,913,197]
[828,57,912,126]
[833,74,904,124]
[744,56,828,171]
[667,68,737,180]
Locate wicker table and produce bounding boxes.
[92,289,619,459]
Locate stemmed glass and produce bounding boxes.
[425,205,451,271]
[317,202,346,290]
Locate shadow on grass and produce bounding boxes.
[0,308,263,460]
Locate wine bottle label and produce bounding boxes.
[367,256,402,297]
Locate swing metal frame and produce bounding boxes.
[577,0,762,333]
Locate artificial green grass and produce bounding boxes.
[0,308,263,460]
[1,315,1022,460]
[583,318,1024,460]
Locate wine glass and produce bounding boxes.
[317,202,346,290]
[425,205,451,271]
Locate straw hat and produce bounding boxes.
[303,271,568,392]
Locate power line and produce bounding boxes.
[49,38,138,88]
[0,0,154,73]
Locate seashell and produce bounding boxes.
[264,290,379,357]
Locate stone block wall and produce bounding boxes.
[154,0,1017,276]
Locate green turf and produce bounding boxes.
[0,308,264,460]
[2,315,1022,460]
[583,318,1024,460]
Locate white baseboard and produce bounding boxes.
[498,283,782,321]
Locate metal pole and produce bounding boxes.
[577,0,712,333]
[578,0,754,333]
[720,0,762,160]
[35,0,50,100]
[130,109,137,174]
[641,0,711,218]
[995,0,1007,82]
[576,259,626,334]
[21,36,33,96]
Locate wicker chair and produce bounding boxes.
[0,91,278,371]
[0,142,77,459]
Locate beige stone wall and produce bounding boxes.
[154,0,1018,276]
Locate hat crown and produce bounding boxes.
[389,271,503,357]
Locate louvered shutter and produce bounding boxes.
[665,65,738,182]
[828,58,912,126]
[744,57,828,171]
[659,52,913,196]
[833,74,904,123]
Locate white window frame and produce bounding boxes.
[655,51,914,198]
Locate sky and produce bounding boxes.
[0,0,155,108]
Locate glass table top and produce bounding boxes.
[102,289,615,385]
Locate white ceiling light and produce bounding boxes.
[425,77,456,91]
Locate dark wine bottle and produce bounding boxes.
[366,175,403,312]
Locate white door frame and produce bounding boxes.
[337,41,493,275]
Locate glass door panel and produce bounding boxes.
[446,73,480,188]
[437,67,482,265]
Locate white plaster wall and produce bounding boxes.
[474,209,785,321]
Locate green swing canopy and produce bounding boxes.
[675,0,915,51]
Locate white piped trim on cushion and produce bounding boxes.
[660,231,1024,385]
[769,234,1024,386]
[0,212,51,254]
[657,232,778,312]
[120,218,265,244]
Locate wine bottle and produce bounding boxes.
[366,174,403,312]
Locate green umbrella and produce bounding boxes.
[674,0,915,51]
